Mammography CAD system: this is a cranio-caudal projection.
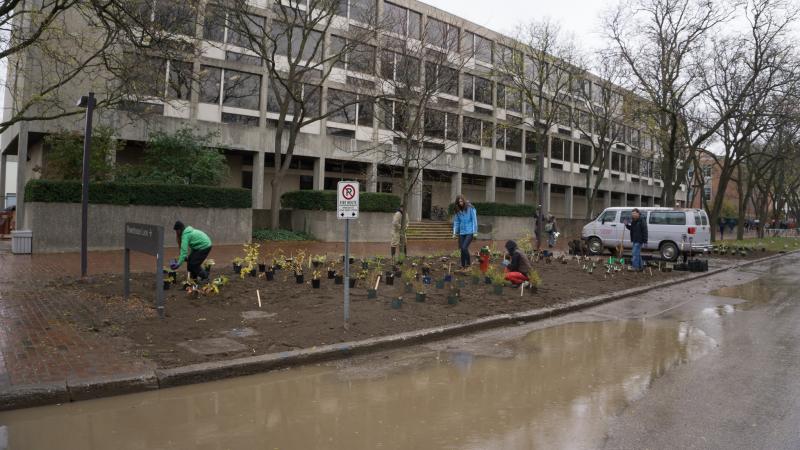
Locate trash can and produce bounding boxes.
[11,230,32,254]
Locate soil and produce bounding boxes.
[47,256,686,368]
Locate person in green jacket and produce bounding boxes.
[170,221,212,280]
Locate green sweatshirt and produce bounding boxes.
[176,226,212,266]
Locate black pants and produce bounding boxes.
[188,246,212,280]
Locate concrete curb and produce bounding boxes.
[1,251,794,411]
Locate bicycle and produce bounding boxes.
[431,205,447,221]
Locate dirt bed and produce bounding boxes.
[46,258,685,368]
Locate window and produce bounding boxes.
[337,0,375,22]
[223,69,261,110]
[462,75,474,101]
[649,211,687,225]
[378,181,393,193]
[381,51,419,83]
[474,76,492,104]
[226,51,263,66]
[328,89,357,124]
[611,152,625,171]
[357,96,373,126]
[426,18,458,51]
[462,116,481,145]
[227,13,265,50]
[619,210,634,224]
[331,36,375,74]
[221,113,259,126]
[153,0,197,36]
[271,23,322,62]
[506,127,522,152]
[203,4,225,42]
[299,175,314,190]
[703,186,712,201]
[474,34,492,63]
[702,165,712,177]
[599,210,617,222]
[167,60,193,100]
[551,138,566,161]
[267,82,319,117]
[577,143,592,165]
[384,2,420,38]
[199,66,222,104]
[424,109,448,139]
[425,62,458,96]
[525,131,538,154]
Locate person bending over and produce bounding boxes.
[503,240,532,286]
[171,221,212,280]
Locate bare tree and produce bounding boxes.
[223,0,379,229]
[2,0,202,132]
[571,52,628,219]
[360,12,468,255]
[495,18,580,248]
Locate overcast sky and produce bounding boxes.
[422,0,611,51]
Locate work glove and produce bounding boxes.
[169,259,180,270]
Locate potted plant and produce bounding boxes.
[265,268,275,281]
[402,268,416,294]
[311,270,321,288]
[447,287,460,305]
[528,271,542,293]
[488,268,505,295]
[232,257,244,274]
[391,296,403,309]
[386,271,395,286]
[203,259,215,275]
[334,274,344,284]
[435,279,445,289]
[415,280,426,302]
[312,254,326,268]
[162,268,175,290]
[327,261,337,279]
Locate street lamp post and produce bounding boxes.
[77,92,96,279]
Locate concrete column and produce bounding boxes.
[450,171,462,201]
[15,123,28,228]
[621,192,628,207]
[409,169,423,222]
[313,156,325,190]
[252,151,265,209]
[565,186,574,219]
[635,194,642,207]
[605,190,612,208]
[485,176,496,202]
[366,163,378,193]
[515,180,525,204]
[0,152,6,203]
[543,182,551,215]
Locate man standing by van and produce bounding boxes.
[625,208,648,271]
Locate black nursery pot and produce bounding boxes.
[295,274,305,284]
[349,278,358,288]
[327,270,336,279]
[250,268,258,277]
[258,263,266,273]
[312,261,323,268]
[265,271,275,281]
[386,275,394,286]
[163,281,171,290]
[168,270,177,280]
[233,264,242,274]
[422,267,431,276]
[335,275,344,285]
[312,279,321,288]
[361,261,369,270]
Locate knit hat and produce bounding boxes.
[173,221,185,231]
[505,240,517,252]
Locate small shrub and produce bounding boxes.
[281,190,400,212]
[252,229,315,241]
[448,202,536,217]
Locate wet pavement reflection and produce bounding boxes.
[0,318,716,450]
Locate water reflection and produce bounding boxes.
[0,319,716,450]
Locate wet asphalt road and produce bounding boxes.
[600,253,800,450]
[0,253,798,449]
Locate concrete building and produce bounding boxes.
[0,0,681,233]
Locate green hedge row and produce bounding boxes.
[25,179,251,208]
[449,202,536,217]
[281,190,401,212]
[252,229,315,241]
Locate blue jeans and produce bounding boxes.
[632,242,642,270]
[458,234,473,267]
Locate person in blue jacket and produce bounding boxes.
[452,194,478,269]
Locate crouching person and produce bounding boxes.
[503,240,532,287]
[171,221,213,281]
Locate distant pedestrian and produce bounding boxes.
[452,195,478,269]
[534,206,542,249]
[171,221,212,280]
[545,214,558,248]
[503,240,532,287]
[625,208,648,271]
[718,217,725,240]
[390,207,407,260]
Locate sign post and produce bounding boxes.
[337,181,360,326]
[124,222,165,318]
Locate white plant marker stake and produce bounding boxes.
[256,289,262,308]
[374,275,381,291]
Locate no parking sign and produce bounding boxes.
[337,181,359,219]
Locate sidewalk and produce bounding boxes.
[1,239,572,395]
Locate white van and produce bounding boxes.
[581,207,712,261]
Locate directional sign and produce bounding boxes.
[337,181,359,219]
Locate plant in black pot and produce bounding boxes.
[232,257,243,274]
[311,270,321,288]
[402,268,415,294]
[265,267,275,281]
[488,267,505,295]
[203,259,215,276]
[447,287,460,305]
[334,274,344,285]
[415,279,426,302]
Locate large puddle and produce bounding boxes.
[0,318,716,450]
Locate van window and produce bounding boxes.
[700,211,709,226]
[694,211,702,226]
[599,210,617,223]
[650,211,687,225]
[619,210,632,223]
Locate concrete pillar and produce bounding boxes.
[486,176,496,202]
[515,179,525,204]
[621,192,628,207]
[605,190,612,208]
[252,151,265,209]
[313,156,325,190]
[635,194,642,207]
[543,182,551,215]
[366,163,378,193]
[409,169,423,221]
[450,171,462,201]
[15,123,28,228]
[0,152,6,203]
[565,186,574,219]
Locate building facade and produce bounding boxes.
[0,0,682,231]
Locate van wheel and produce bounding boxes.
[660,242,679,261]
[587,237,604,255]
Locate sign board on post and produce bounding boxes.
[123,222,165,318]
[337,181,359,327]
[337,181,359,219]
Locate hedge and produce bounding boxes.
[281,190,401,212]
[252,229,315,241]
[25,179,251,208]
[449,201,536,217]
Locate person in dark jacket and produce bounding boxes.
[624,208,648,271]
[503,240,532,286]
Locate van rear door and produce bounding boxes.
[694,210,711,246]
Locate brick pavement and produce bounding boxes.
[0,238,568,393]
